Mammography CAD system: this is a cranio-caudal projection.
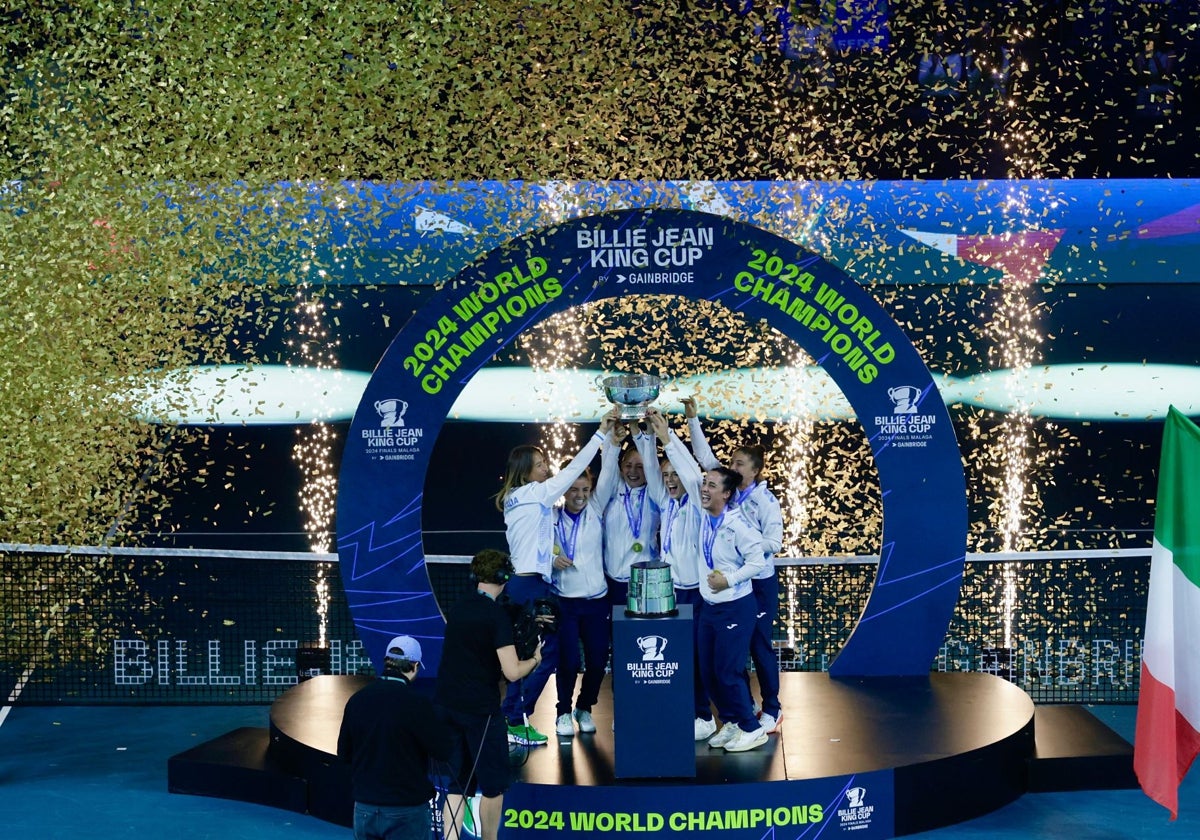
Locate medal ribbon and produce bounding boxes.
[702,512,724,570]
[734,481,756,508]
[624,486,646,541]
[557,508,582,560]
[662,496,684,554]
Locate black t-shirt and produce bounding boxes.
[435,590,515,715]
[337,677,451,806]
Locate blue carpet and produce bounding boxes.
[0,705,344,840]
[0,703,1195,838]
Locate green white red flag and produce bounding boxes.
[1134,406,1200,819]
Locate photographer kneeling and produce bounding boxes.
[435,549,543,840]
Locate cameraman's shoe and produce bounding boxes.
[556,714,575,737]
[508,723,549,746]
[573,709,597,733]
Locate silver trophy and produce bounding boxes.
[597,373,664,420]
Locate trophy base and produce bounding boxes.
[624,608,679,618]
[615,405,650,420]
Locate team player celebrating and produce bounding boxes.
[685,397,785,735]
[550,460,614,738]
[649,408,769,752]
[596,423,661,607]
[638,413,715,741]
[494,410,618,746]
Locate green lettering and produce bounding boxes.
[452,293,483,321]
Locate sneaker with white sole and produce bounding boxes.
[507,723,549,746]
[724,725,768,752]
[556,713,575,737]
[707,722,740,749]
[694,717,717,741]
[573,709,596,733]
[758,711,782,734]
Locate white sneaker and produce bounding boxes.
[751,699,762,717]
[694,717,717,741]
[707,722,739,748]
[724,725,768,752]
[573,709,596,733]
[556,713,575,737]
[758,711,782,734]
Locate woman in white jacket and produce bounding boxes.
[596,425,661,607]
[549,455,615,737]
[637,415,716,742]
[647,409,768,753]
[494,410,617,746]
[684,397,786,736]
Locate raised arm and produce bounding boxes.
[593,414,627,508]
[530,413,615,504]
[682,396,719,470]
[758,493,784,556]
[652,410,703,501]
[636,419,666,507]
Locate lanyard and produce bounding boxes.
[556,508,582,560]
[702,512,724,570]
[623,486,646,540]
[733,482,756,508]
[662,495,686,554]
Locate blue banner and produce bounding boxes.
[336,208,967,679]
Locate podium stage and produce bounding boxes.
[168,671,1136,838]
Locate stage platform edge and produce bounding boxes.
[166,725,307,813]
[167,673,1137,837]
[1027,704,1137,793]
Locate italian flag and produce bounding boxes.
[1134,406,1200,819]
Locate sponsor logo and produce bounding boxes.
[626,635,680,684]
[837,786,876,832]
[887,385,922,414]
[362,396,424,460]
[637,635,668,661]
[615,271,696,284]
[577,226,715,273]
[874,385,936,449]
[375,398,409,427]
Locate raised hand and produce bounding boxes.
[612,421,631,445]
[646,409,670,442]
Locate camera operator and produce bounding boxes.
[435,549,543,840]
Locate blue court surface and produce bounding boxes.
[0,703,1196,839]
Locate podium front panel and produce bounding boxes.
[611,605,695,778]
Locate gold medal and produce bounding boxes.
[632,541,643,553]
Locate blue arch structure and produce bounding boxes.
[336,208,966,678]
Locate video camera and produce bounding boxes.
[498,594,561,660]
[531,596,560,635]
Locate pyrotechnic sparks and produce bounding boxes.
[519,307,593,466]
[986,186,1047,649]
[288,280,341,645]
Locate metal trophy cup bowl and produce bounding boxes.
[598,373,664,420]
